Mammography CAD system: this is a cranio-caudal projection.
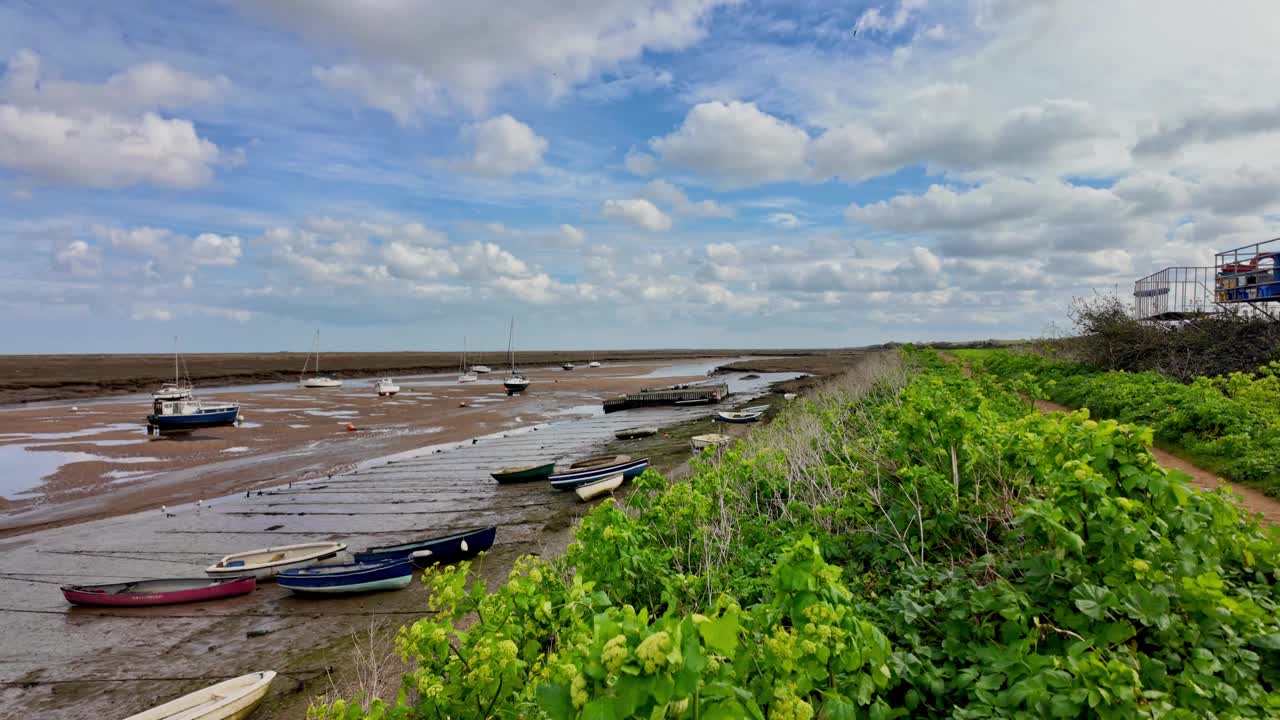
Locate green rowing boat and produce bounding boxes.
[491,462,556,484]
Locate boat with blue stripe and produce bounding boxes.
[277,557,414,595]
[147,399,240,434]
[353,526,496,566]
[549,456,649,490]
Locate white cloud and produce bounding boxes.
[601,198,673,231]
[556,224,586,247]
[0,50,224,188]
[314,64,441,127]
[651,101,810,187]
[452,241,531,278]
[766,212,800,229]
[639,179,734,218]
[250,0,732,116]
[189,233,243,267]
[383,242,459,280]
[52,239,100,277]
[453,115,547,177]
[624,149,659,176]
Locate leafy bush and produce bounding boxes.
[980,352,1280,496]
[312,350,1280,719]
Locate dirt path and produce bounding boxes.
[1035,399,1280,526]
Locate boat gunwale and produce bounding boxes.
[355,527,496,557]
[206,541,347,574]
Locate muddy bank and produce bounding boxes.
[0,350,811,405]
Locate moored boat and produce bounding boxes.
[575,473,623,501]
[691,433,731,450]
[550,456,649,490]
[716,410,763,424]
[206,541,346,580]
[471,365,492,374]
[588,361,601,368]
[615,426,657,440]
[299,329,343,388]
[503,317,530,395]
[62,577,256,607]
[491,462,556,483]
[374,378,400,396]
[562,362,575,370]
[153,336,194,401]
[569,453,630,469]
[147,398,240,435]
[355,526,497,565]
[458,337,478,382]
[278,557,413,595]
[123,670,275,720]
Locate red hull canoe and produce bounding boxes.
[62,576,256,607]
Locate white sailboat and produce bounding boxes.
[588,352,601,369]
[458,337,478,383]
[299,329,343,388]
[502,318,530,395]
[153,336,194,401]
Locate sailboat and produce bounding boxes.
[588,352,601,369]
[502,318,530,395]
[458,337,478,383]
[153,336,194,401]
[299,329,343,388]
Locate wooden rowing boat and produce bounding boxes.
[550,457,649,490]
[569,453,630,469]
[716,410,762,424]
[490,462,556,483]
[206,542,346,580]
[575,473,623,501]
[124,670,276,720]
[62,577,256,607]
[690,433,731,450]
[354,526,497,565]
[614,426,657,440]
[278,558,414,595]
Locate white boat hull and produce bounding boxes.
[206,542,346,580]
[375,379,400,396]
[125,670,276,720]
[458,373,477,383]
[301,377,343,388]
[471,365,491,374]
[575,473,623,501]
[691,433,731,449]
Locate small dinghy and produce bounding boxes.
[569,453,630,469]
[690,433,731,450]
[550,457,649,490]
[575,473,623,501]
[124,670,275,720]
[206,542,346,580]
[62,577,256,607]
[615,426,658,440]
[354,526,497,565]
[491,462,556,484]
[374,378,400,396]
[278,557,413,595]
[562,362,575,370]
[716,410,763,424]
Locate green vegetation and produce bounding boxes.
[978,351,1280,498]
[313,349,1280,719]
[947,348,1005,361]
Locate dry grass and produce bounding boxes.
[313,619,408,714]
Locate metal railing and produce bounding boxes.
[1133,266,1216,321]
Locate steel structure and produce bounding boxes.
[1133,266,1217,321]
[1215,237,1280,320]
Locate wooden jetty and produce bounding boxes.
[602,383,729,414]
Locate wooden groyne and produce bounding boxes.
[602,383,729,413]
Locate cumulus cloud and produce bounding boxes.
[639,179,734,218]
[651,101,810,187]
[1134,100,1280,157]
[624,148,659,176]
[601,198,673,231]
[453,115,547,177]
[0,50,224,188]
[249,0,731,116]
[52,239,101,277]
[766,212,800,229]
[314,64,441,127]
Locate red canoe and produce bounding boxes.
[61,576,256,607]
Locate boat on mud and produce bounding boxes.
[374,378,400,396]
[615,426,657,440]
[124,670,275,720]
[299,329,343,388]
[490,462,556,483]
[277,557,413,595]
[354,526,497,566]
[62,577,256,607]
[550,456,649,490]
[205,541,346,580]
[716,409,763,424]
[691,433,731,450]
[147,397,240,435]
[502,317,530,395]
[575,473,623,501]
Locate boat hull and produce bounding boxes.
[503,378,530,395]
[278,558,413,594]
[716,411,762,424]
[355,526,496,565]
[691,433,731,450]
[550,457,649,490]
[206,542,346,580]
[575,473,623,501]
[615,427,657,440]
[124,670,275,720]
[491,463,556,483]
[147,405,239,433]
[62,577,256,607]
[300,377,343,388]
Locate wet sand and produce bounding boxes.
[0,360,800,719]
[0,359,738,535]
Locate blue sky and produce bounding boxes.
[2,0,1278,353]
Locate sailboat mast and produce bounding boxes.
[173,336,179,385]
[508,317,515,374]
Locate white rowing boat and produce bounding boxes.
[125,670,276,720]
[206,542,346,580]
[575,473,623,501]
[691,433,731,450]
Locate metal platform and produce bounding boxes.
[1215,237,1280,320]
[602,382,729,413]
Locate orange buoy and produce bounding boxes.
[346,423,357,431]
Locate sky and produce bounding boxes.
[2,0,1279,353]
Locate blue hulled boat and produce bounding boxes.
[549,457,649,490]
[353,526,497,566]
[147,398,240,435]
[277,557,413,595]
